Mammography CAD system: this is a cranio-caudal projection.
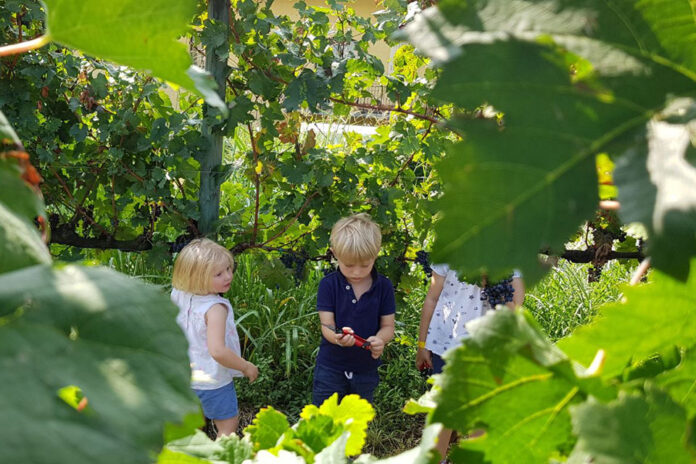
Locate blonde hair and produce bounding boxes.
[172,238,234,295]
[330,213,381,262]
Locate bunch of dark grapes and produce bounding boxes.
[481,277,514,307]
[170,235,193,253]
[280,252,307,282]
[415,250,432,277]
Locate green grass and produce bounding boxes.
[524,259,636,341]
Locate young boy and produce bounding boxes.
[313,213,396,406]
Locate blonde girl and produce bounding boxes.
[171,238,258,437]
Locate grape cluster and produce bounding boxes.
[415,250,432,277]
[280,252,307,281]
[170,235,193,253]
[481,277,514,307]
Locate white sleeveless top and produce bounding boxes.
[172,288,243,390]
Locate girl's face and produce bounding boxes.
[336,256,375,285]
[210,259,234,294]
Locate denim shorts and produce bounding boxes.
[193,381,238,420]
[312,364,379,406]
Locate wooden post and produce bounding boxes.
[198,0,229,237]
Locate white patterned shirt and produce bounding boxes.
[425,265,521,356]
[424,264,487,356]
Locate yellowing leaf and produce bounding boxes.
[300,394,374,456]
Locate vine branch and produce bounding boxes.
[0,35,50,57]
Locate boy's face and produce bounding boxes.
[210,259,234,294]
[336,256,375,285]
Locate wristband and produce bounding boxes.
[417,341,426,349]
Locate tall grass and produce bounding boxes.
[524,259,636,341]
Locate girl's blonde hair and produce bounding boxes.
[172,238,234,295]
[330,213,381,262]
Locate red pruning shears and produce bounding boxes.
[321,323,371,350]
[419,361,433,378]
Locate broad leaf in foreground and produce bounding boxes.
[300,394,375,457]
[354,424,442,464]
[42,0,226,113]
[400,0,696,284]
[245,407,291,451]
[614,98,696,280]
[568,388,693,464]
[0,110,50,273]
[558,258,696,378]
[425,309,612,464]
[655,349,696,419]
[0,264,197,464]
[162,430,254,464]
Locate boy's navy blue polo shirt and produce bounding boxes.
[316,268,395,373]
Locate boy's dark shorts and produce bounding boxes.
[312,364,379,406]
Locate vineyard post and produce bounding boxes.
[198,0,230,236]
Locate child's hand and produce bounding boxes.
[415,347,432,370]
[367,335,385,359]
[336,327,356,347]
[243,361,259,383]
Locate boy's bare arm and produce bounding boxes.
[206,304,258,381]
[419,273,445,342]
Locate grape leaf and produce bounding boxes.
[354,424,442,464]
[300,394,375,456]
[0,111,51,273]
[614,98,696,280]
[162,430,254,464]
[558,258,696,379]
[0,264,197,464]
[42,0,226,113]
[400,0,696,284]
[568,388,693,464]
[655,349,696,419]
[428,309,613,464]
[245,406,291,451]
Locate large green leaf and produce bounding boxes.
[568,388,693,463]
[162,430,254,464]
[558,258,696,378]
[354,424,441,464]
[400,0,696,283]
[245,406,291,451]
[0,264,197,464]
[299,394,375,457]
[42,0,226,113]
[426,309,613,464]
[655,349,696,419]
[0,110,21,147]
[0,111,50,273]
[614,98,696,280]
[0,201,51,274]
